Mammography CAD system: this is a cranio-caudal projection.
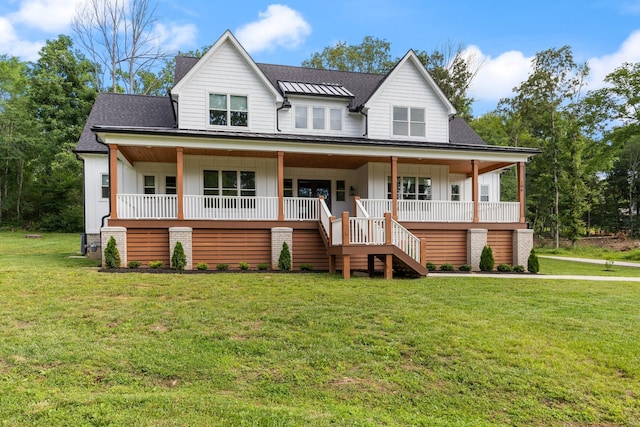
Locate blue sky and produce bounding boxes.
[2,0,640,115]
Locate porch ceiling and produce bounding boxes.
[118,145,516,173]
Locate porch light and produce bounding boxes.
[349,186,356,196]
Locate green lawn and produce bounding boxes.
[539,256,640,277]
[1,232,640,426]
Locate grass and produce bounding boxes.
[1,231,640,425]
[537,244,640,262]
[539,256,640,277]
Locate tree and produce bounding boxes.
[302,36,395,74]
[72,0,167,94]
[479,245,495,271]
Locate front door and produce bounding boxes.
[298,179,331,211]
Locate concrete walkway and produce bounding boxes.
[433,273,640,281]
[539,255,640,268]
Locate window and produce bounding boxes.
[144,175,156,194]
[203,170,255,197]
[165,176,176,195]
[294,105,343,131]
[393,106,425,137]
[480,185,489,202]
[336,180,346,202]
[101,174,109,199]
[209,94,248,127]
[387,175,431,200]
[283,179,293,197]
[295,106,307,128]
[330,108,342,131]
[451,184,460,201]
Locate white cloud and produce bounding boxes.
[0,16,44,60]
[151,22,197,53]
[465,45,533,103]
[11,0,84,32]
[235,4,311,53]
[587,29,640,89]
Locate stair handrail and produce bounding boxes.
[390,217,423,265]
[318,197,332,240]
[355,198,370,218]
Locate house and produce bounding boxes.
[75,30,537,278]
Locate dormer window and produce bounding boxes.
[393,106,425,137]
[294,105,343,131]
[209,94,248,127]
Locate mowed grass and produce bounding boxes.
[1,232,640,426]
[539,256,640,277]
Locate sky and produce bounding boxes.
[2,0,640,115]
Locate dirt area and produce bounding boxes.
[536,235,640,251]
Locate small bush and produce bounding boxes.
[196,262,208,271]
[171,241,187,270]
[257,263,269,270]
[278,242,291,271]
[127,260,141,269]
[300,263,314,271]
[148,260,163,269]
[528,249,540,273]
[426,262,437,271]
[104,236,121,268]
[479,246,495,272]
[459,264,472,272]
[216,263,229,271]
[513,265,525,273]
[239,262,250,270]
[439,263,454,271]
[497,263,513,272]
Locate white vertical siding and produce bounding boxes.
[366,60,450,142]
[177,41,277,132]
[284,167,358,215]
[367,162,449,200]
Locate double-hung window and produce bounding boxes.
[209,94,248,127]
[387,176,432,200]
[203,170,255,197]
[143,175,156,194]
[295,106,343,131]
[393,106,425,137]
[101,174,109,199]
[480,185,489,202]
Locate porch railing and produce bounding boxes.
[479,202,520,223]
[117,194,177,219]
[284,197,319,221]
[184,195,278,220]
[398,200,474,222]
[391,220,421,264]
[348,217,386,245]
[359,199,392,217]
[319,198,332,239]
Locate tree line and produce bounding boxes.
[1,0,639,246]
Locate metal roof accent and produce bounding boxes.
[278,80,354,98]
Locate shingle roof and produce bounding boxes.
[75,93,175,153]
[449,117,486,146]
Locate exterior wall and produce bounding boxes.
[169,227,193,270]
[127,228,170,267]
[177,40,277,132]
[487,230,514,266]
[366,60,450,142]
[277,96,362,137]
[192,228,271,267]
[460,172,501,202]
[411,229,467,266]
[367,162,449,200]
[284,167,358,215]
[81,154,110,234]
[129,162,177,194]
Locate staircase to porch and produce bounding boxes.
[318,199,427,279]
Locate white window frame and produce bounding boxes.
[387,175,432,200]
[293,104,343,133]
[480,185,490,202]
[202,169,256,197]
[208,93,249,128]
[165,176,177,195]
[101,174,109,199]
[392,106,426,138]
[143,175,156,195]
[450,184,461,201]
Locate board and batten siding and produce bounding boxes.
[366,60,450,142]
[177,40,277,132]
[80,154,109,234]
[367,162,449,200]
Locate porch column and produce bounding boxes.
[384,212,393,280]
[176,147,184,220]
[278,151,284,221]
[391,156,398,220]
[517,161,526,223]
[472,159,479,223]
[342,211,350,279]
[109,144,118,220]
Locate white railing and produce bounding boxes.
[359,199,391,217]
[355,198,370,218]
[391,220,421,264]
[284,197,319,221]
[398,200,474,222]
[479,202,520,223]
[349,217,386,245]
[183,195,278,220]
[331,218,343,246]
[319,198,332,238]
[117,194,177,219]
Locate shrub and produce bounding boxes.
[104,236,121,268]
[257,263,269,270]
[196,262,208,271]
[426,262,437,271]
[513,265,525,273]
[497,263,513,272]
[239,262,250,270]
[439,263,454,271]
[127,260,141,269]
[479,245,495,272]
[216,263,229,271]
[527,249,540,273]
[459,264,472,272]
[171,241,187,270]
[149,260,163,269]
[300,263,314,271]
[278,242,291,271]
